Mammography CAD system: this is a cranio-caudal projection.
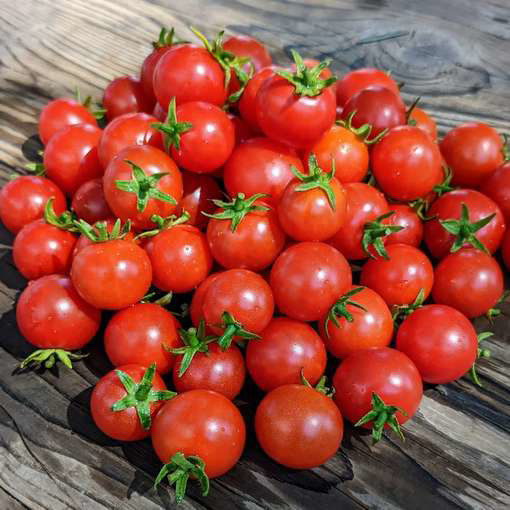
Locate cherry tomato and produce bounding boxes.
[270,241,352,321]
[360,243,434,308]
[409,106,437,140]
[432,248,503,318]
[223,35,272,73]
[43,123,103,195]
[71,178,112,224]
[190,272,221,328]
[246,317,327,392]
[16,274,101,349]
[440,122,504,188]
[396,304,478,384]
[384,204,423,247]
[0,176,66,234]
[502,228,510,270]
[255,383,343,469]
[103,76,154,121]
[479,162,510,222]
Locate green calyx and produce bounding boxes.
[392,288,425,325]
[25,150,45,176]
[44,198,79,232]
[276,49,336,97]
[151,97,193,152]
[115,160,177,213]
[502,134,509,162]
[112,362,176,430]
[439,203,495,254]
[433,165,455,197]
[203,192,270,232]
[19,349,88,371]
[405,96,421,125]
[154,452,209,504]
[362,211,404,259]
[140,291,173,306]
[216,311,260,351]
[324,286,367,338]
[336,110,388,145]
[300,369,335,397]
[74,87,105,120]
[486,289,510,322]
[152,27,188,49]
[469,332,492,387]
[355,392,408,444]
[73,218,132,242]
[135,211,191,240]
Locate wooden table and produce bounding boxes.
[1,1,509,509]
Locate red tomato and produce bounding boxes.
[0,176,66,234]
[396,304,478,384]
[440,123,504,188]
[104,303,181,374]
[103,76,154,121]
[409,106,437,140]
[16,274,101,349]
[71,178,112,224]
[319,286,393,359]
[432,248,503,318]
[371,125,443,201]
[360,243,434,308]
[246,317,327,392]
[270,241,352,321]
[256,383,343,469]
[227,113,255,144]
[479,162,510,222]
[43,124,103,195]
[424,189,505,258]
[384,204,424,247]
[223,35,272,73]
[190,272,221,328]
[502,228,510,270]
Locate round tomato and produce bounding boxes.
[408,106,437,140]
[227,113,255,144]
[71,178,112,224]
[479,162,510,222]
[190,272,221,328]
[384,204,423,247]
[103,75,154,121]
[223,35,272,73]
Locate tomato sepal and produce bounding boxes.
[135,211,191,240]
[74,87,106,120]
[140,291,174,306]
[18,349,88,371]
[469,332,493,387]
[324,286,367,338]
[216,311,260,350]
[300,369,335,398]
[391,288,426,325]
[336,110,388,145]
[74,218,132,242]
[151,97,193,151]
[44,197,79,232]
[362,211,404,259]
[152,27,188,49]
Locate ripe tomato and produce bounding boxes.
[0,176,66,234]
[43,123,103,195]
[432,248,503,318]
[440,123,504,187]
[223,137,303,205]
[319,286,393,359]
[360,243,434,308]
[408,106,437,140]
[424,189,505,258]
[223,35,272,73]
[227,113,255,144]
[104,303,181,374]
[71,178,112,224]
[255,383,343,469]
[270,241,352,321]
[396,304,478,384]
[502,228,510,270]
[371,125,442,201]
[103,76,154,120]
[479,162,510,222]
[384,204,423,247]
[190,272,221,328]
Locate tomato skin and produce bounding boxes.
[0,176,67,234]
[151,390,246,479]
[424,189,505,258]
[16,274,101,349]
[71,178,112,224]
[39,98,97,145]
[224,138,303,205]
[141,46,175,105]
[270,242,352,321]
[479,162,510,222]
[153,44,226,110]
[228,113,255,145]
[173,343,245,400]
[71,239,152,310]
[246,317,326,392]
[190,272,221,328]
[44,124,103,195]
[502,228,510,270]
[104,303,180,374]
[385,204,423,247]
[319,286,393,359]
[409,107,437,141]
[255,384,343,469]
[396,304,478,384]
[90,364,168,441]
[223,35,272,73]
[432,248,503,318]
[103,76,154,121]
[360,244,434,308]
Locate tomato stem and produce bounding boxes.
[43,198,79,232]
[391,288,426,325]
[135,211,191,240]
[324,286,367,338]
[300,369,335,397]
[469,332,493,387]
[152,27,188,49]
[361,211,404,259]
[18,349,88,371]
[151,97,193,152]
[73,218,132,242]
[216,312,260,350]
[336,110,388,145]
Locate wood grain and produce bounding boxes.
[1,1,510,509]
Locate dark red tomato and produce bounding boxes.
[246,317,327,392]
[432,248,503,318]
[502,228,510,270]
[396,304,478,384]
[341,86,406,138]
[360,244,434,308]
[480,162,510,222]
[103,76,154,121]
[153,44,226,110]
[97,112,163,168]
[151,390,246,478]
[409,106,437,141]
[227,113,255,145]
[39,98,97,145]
[90,364,169,441]
[0,176,66,234]
[328,182,388,260]
[13,219,76,280]
[424,189,505,258]
[44,123,103,195]
[336,68,400,108]
[371,125,442,201]
[223,35,272,73]
[16,274,101,349]
[270,242,352,321]
[141,47,173,105]
[224,138,304,205]
[333,348,422,430]
[319,286,393,359]
[102,145,183,231]
[71,239,152,309]
[173,343,245,400]
[71,178,112,224]
[384,204,424,247]
[255,384,343,469]
[153,102,166,121]
[441,123,504,188]
[146,225,212,293]
[190,272,221,328]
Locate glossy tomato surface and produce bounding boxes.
[384,204,424,247]
[409,106,437,140]
[223,35,272,72]
[479,162,510,222]
[71,178,112,224]
[239,67,276,131]
[103,76,154,121]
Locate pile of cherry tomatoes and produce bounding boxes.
[2,25,509,504]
